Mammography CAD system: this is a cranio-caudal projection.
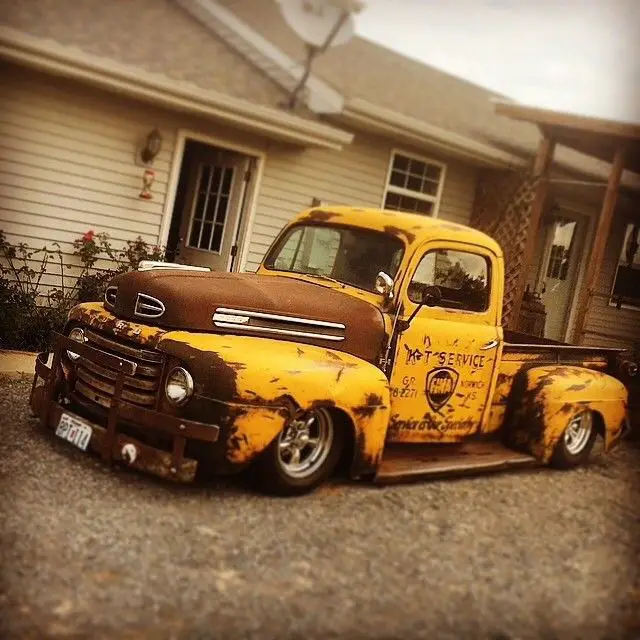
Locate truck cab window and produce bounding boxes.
[408,248,490,312]
[264,223,404,293]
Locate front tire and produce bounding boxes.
[550,410,597,469]
[254,407,344,496]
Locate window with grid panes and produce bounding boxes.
[383,152,444,216]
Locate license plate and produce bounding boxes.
[55,412,93,451]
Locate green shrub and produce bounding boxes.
[0,229,165,351]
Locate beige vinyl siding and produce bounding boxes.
[2,64,480,289]
[243,136,479,271]
[0,80,173,241]
[0,67,176,294]
[582,213,640,349]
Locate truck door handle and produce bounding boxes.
[480,339,499,350]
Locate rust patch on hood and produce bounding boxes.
[107,269,386,363]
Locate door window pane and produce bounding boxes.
[409,248,490,312]
[188,163,235,253]
[545,219,576,280]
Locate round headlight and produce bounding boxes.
[165,367,194,407]
[66,327,86,361]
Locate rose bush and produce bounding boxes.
[0,230,165,350]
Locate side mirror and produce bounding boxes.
[419,285,442,307]
[375,271,395,305]
[397,285,443,332]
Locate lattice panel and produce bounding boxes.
[470,168,540,328]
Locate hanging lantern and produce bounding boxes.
[140,169,155,200]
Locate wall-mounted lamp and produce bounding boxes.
[139,127,163,165]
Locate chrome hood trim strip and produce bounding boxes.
[213,307,345,330]
[212,307,346,342]
[212,321,345,342]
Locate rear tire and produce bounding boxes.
[254,407,344,496]
[550,410,597,469]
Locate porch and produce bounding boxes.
[475,102,640,350]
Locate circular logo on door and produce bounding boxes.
[425,367,459,412]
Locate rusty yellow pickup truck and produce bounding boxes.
[30,206,635,495]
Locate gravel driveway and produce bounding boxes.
[1,374,639,640]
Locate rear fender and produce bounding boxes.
[504,365,628,462]
[157,332,391,476]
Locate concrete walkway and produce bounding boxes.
[0,350,37,377]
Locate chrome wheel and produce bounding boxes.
[564,412,593,455]
[277,408,334,479]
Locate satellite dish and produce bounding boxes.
[277,0,358,49]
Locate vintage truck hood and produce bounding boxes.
[106,270,386,363]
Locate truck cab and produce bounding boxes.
[30,206,632,495]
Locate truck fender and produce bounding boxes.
[306,362,392,477]
[503,365,629,463]
[157,333,391,477]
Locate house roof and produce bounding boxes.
[0,0,352,149]
[215,0,640,189]
[3,0,290,109]
[3,0,638,188]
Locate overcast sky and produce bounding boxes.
[354,0,640,123]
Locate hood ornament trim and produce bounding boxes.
[104,286,118,309]
[134,293,165,319]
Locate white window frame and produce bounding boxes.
[608,221,640,312]
[381,148,447,218]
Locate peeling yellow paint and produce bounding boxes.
[506,365,628,462]
[68,302,166,346]
[158,331,390,470]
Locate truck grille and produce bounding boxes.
[74,329,164,410]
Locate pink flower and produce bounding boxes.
[83,230,95,243]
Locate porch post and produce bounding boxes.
[508,134,556,329]
[572,145,626,344]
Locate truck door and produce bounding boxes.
[387,241,501,442]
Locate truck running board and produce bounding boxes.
[375,441,538,485]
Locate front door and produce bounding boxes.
[175,147,250,271]
[537,209,587,341]
[388,241,501,442]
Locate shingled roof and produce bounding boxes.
[3,0,638,187]
[217,0,640,189]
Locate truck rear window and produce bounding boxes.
[263,223,405,293]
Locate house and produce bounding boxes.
[1,0,638,350]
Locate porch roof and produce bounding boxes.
[494,101,640,175]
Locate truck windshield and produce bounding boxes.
[263,223,405,293]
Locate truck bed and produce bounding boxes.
[488,331,627,432]
[502,330,626,370]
